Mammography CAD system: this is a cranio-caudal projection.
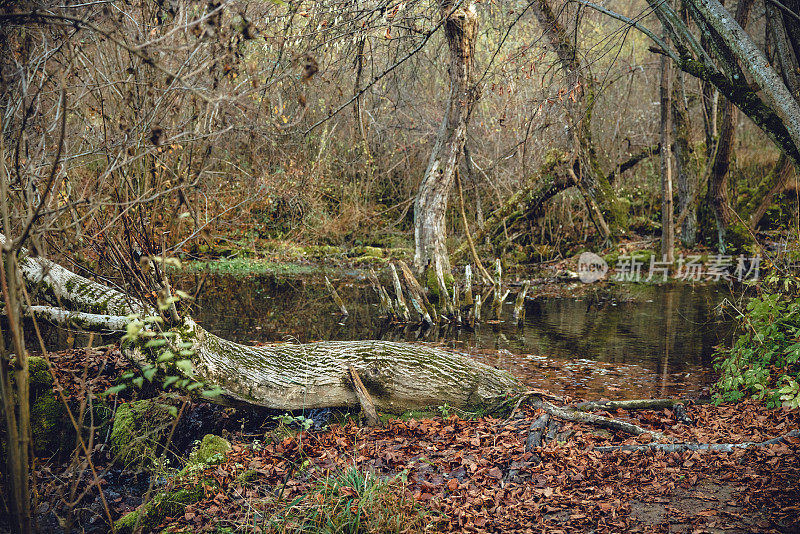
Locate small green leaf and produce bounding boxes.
[143,367,158,382]
[163,376,180,389]
[145,339,168,348]
[132,377,144,389]
[104,384,127,396]
[175,359,193,374]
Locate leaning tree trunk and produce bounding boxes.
[659,48,675,262]
[704,0,755,252]
[4,235,521,413]
[414,0,478,273]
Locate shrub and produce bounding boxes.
[713,291,800,408]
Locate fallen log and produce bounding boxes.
[594,429,799,453]
[525,413,550,454]
[8,237,522,413]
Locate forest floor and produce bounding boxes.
[17,348,800,534]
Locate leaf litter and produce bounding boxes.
[155,400,799,534]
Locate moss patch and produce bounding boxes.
[115,486,205,534]
[188,434,232,467]
[351,246,384,258]
[115,435,230,534]
[109,400,173,472]
[4,357,70,457]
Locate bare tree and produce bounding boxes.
[414,0,479,273]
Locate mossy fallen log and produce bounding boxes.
[129,317,522,413]
[7,234,523,414]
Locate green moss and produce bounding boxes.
[116,435,230,534]
[8,357,70,457]
[236,469,259,484]
[109,400,173,471]
[304,245,344,257]
[351,246,384,258]
[609,197,631,231]
[31,394,64,455]
[189,434,231,466]
[115,486,205,534]
[725,222,754,254]
[398,410,438,421]
[181,258,321,277]
[28,357,52,388]
[350,255,386,265]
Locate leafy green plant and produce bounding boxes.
[273,413,314,431]
[104,285,222,401]
[713,289,800,408]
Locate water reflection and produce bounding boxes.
[178,273,736,399]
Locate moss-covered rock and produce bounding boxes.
[187,434,231,468]
[115,434,231,534]
[1,357,70,458]
[114,486,204,534]
[29,357,69,456]
[109,400,173,472]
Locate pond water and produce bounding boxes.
[173,273,739,401]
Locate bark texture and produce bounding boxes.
[414,0,478,272]
[660,52,675,262]
[163,318,520,412]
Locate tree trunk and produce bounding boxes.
[707,98,736,251]
[413,1,478,272]
[704,0,754,252]
[748,154,792,231]
[660,50,675,262]
[5,235,522,413]
[688,0,800,160]
[672,74,696,247]
[531,0,619,238]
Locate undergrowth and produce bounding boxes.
[259,466,431,534]
[713,274,800,408]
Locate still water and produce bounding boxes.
[178,273,738,400]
